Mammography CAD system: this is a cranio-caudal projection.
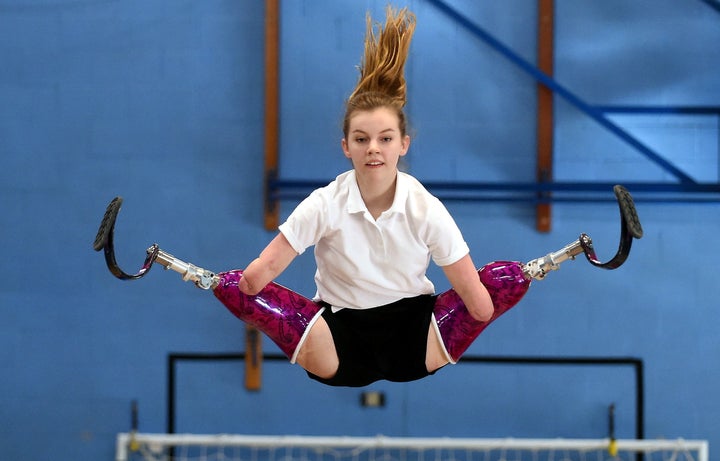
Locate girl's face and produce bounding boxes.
[341,107,410,184]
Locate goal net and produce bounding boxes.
[115,433,708,461]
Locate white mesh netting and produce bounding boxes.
[115,434,708,461]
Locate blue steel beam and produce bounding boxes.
[270,179,720,203]
[425,0,697,184]
[699,0,720,14]
[595,106,720,115]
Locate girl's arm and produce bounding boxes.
[239,233,298,295]
[441,254,494,321]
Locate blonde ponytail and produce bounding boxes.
[343,6,416,137]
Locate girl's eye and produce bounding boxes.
[381,137,393,142]
[355,137,366,143]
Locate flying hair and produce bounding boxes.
[344,6,416,137]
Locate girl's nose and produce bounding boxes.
[367,140,380,154]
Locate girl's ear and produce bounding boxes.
[341,138,351,158]
[399,135,411,156]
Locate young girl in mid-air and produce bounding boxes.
[217,7,495,387]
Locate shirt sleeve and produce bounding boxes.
[278,189,327,255]
[425,198,470,267]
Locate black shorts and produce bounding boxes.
[307,294,439,387]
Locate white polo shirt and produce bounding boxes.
[279,170,469,309]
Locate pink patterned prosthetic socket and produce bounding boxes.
[434,261,531,362]
[213,270,323,361]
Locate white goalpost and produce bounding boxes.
[115,433,709,461]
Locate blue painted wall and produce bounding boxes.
[1,1,718,459]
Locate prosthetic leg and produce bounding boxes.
[212,271,323,362]
[433,185,643,362]
[93,197,323,363]
[93,186,642,365]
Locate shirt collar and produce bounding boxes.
[346,170,408,216]
[387,171,409,215]
[346,171,366,214]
